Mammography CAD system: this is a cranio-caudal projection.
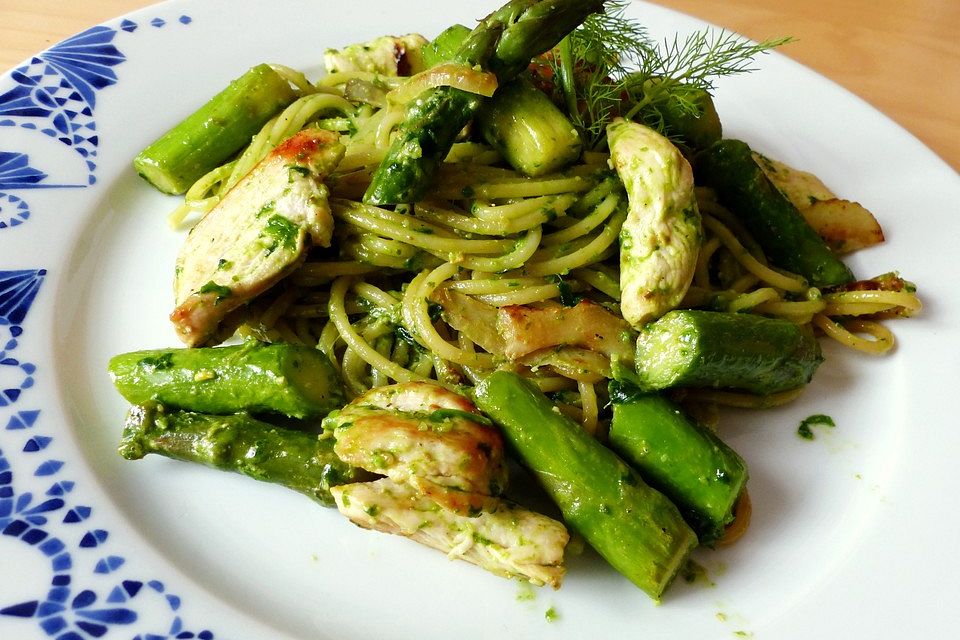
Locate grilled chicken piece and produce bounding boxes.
[323,34,428,76]
[171,128,345,346]
[608,118,701,327]
[332,478,569,588]
[497,300,633,361]
[354,380,482,415]
[430,288,506,355]
[328,381,570,585]
[325,382,509,508]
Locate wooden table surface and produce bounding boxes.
[1,0,957,171]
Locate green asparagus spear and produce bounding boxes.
[476,77,582,176]
[631,309,823,395]
[363,0,606,204]
[608,382,748,544]
[694,138,855,287]
[474,371,697,600]
[134,64,298,195]
[108,341,345,419]
[361,86,486,205]
[421,24,472,68]
[119,403,364,506]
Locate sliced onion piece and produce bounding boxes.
[387,63,498,104]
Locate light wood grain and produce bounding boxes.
[1,0,957,170]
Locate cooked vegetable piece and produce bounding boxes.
[421,24,472,68]
[118,403,363,507]
[360,81,486,205]
[108,341,345,419]
[695,139,855,287]
[799,198,884,254]
[608,118,701,327]
[752,152,884,254]
[474,371,698,600]
[608,382,748,544]
[476,77,582,176]
[171,128,344,346]
[644,81,723,152]
[332,477,569,587]
[324,34,428,76]
[133,64,298,195]
[363,0,605,204]
[633,309,823,395]
[752,151,836,208]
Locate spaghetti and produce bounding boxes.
[169,51,920,456]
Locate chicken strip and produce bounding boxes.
[323,34,427,76]
[171,128,345,346]
[324,382,509,507]
[608,118,701,327]
[429,288,507,355]
[496,299,634,361]
[328,382,570,585]
[332,478,568,588]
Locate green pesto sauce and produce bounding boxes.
[193,369,217,382]
[287,165,311,182]
[515,582,536,602]
[138,352,174,371]
[427,408,493,426]
[199,281,232,303]
[257,201,276,218]
[797,414,835,440]
[680,559,715,587]
[262,215,300,253]
[472,532,493,546]
[544,606,558,622]
[554,277,582,307]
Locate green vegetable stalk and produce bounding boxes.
[608,382,748,544]
[134,64,298,195]
[119,403,364,506]
[474,370,697,600]
[476,77,582,176]
[631,309,823,395]
[694,138,855,287]
[108,341,345,419]
[363,0,606,204]
[420,24,472,68]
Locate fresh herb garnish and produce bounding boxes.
[548,1,792,149]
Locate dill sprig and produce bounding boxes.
[548,1,792,149]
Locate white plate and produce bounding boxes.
[2,1,958,638]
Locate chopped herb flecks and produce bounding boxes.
[199,281,232,303]
[261,214,300,253]
[138,352,174,371]
[797,414,835,440]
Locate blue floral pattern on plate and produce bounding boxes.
[0,13,216,639]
